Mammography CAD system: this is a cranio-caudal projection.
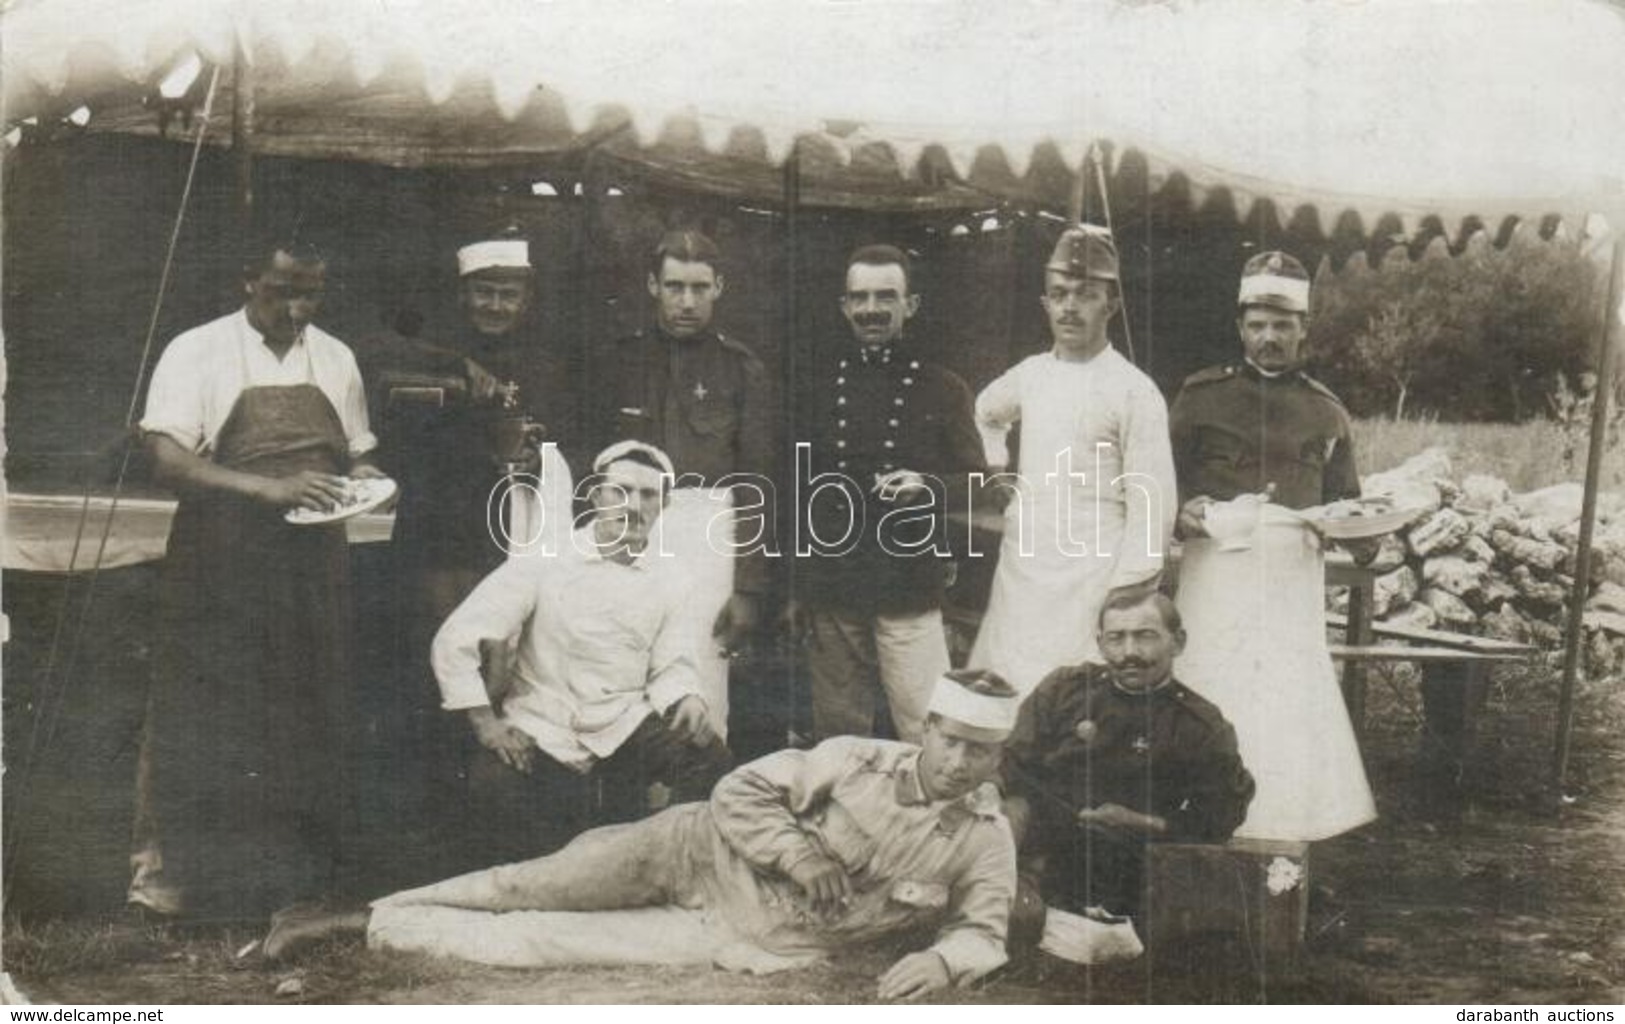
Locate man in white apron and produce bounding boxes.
[1168,250,1377,841]
[970,226,1177,695]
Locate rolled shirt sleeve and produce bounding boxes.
[334,345,378,457]
[139,332,209,452]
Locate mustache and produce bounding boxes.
[1113,658,1151,670]
[856,314,891,326]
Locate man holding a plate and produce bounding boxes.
[130,237,385,922]
[1166,250,1377,842]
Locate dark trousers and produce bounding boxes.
[1010,825,1149,947]
[457,713,732,871]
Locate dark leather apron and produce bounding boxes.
[135,346,357,918]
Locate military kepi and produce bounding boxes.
[927,670,1020,742]
[1046,224,1120,282]
[1237,250,1310,313]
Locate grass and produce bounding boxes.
[1351,415,1625,493]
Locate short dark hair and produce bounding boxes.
[845,244,913,293]
[649,229,721,277]
[242,237,326,280]
[1097,589,1182,633]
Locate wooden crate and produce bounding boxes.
[1142,838,1310,972]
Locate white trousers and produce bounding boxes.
[806,607,950,744]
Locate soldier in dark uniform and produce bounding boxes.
[1001,591,1254,924]
[587,229,775,740]
[1167,251,1377,842]
[356,235,578,869]
[792,244,985,744]
[1168,250,1359,518]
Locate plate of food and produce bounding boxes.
[1296,495,1425,539]
[284,476,397,526]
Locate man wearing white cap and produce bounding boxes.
[358,231,576,857]
[265,670,1022,1001]
[426,441,729,865]
[970,224,1177,695]
[363,231,577,619]
[1167,250,1377,842]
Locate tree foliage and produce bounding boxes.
[1309,232,1606,422]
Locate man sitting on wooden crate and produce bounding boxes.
[999,590,1255,947]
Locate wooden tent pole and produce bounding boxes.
[231,44,254,232]
[1092,145,1137,366]
[1554,231,1625,793]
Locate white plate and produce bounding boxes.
[284,477,397,526]
[1298,498,1425,539]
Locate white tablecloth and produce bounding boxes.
[3,492,394,573]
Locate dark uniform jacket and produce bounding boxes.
[357,323,578,572]
[1168,360,1360,511]
[589,326,775,594]
[794,340,984,617]
[1002,662,1255,851]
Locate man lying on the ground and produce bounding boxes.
[1000,590,1254,937]
[264,671,1022,1001]
[432,440,730,864]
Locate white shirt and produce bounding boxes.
[431,528,703,767]
[140,308,376,457]
[975,347,1176,587]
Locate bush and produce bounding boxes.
[1311,232,1608,422]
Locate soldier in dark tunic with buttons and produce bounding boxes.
[1001,592,1254,922]
[792,245,985,744]
[587,229,775,738]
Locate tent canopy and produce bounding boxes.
[5,0,1623,231]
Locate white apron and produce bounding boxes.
[968,351,1172,696]
[971,487,1126,695]
[1174,508,1377,841]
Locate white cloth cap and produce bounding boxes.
[457,239,532,277]
[1039,907,1145,965]
[1237,273,1310,313]
[926,674,1019,736]
[592,439,676,479]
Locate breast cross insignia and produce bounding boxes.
[1132,736,1150,755]
[692,380,708,401]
